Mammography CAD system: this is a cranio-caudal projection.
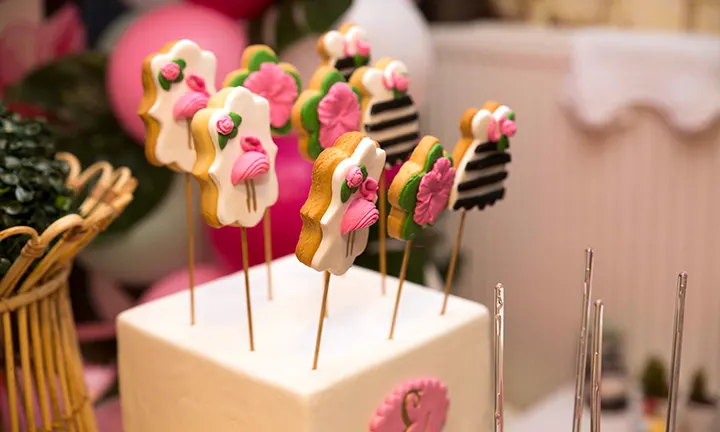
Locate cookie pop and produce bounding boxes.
[191,86,280,351]
[296,131,386,369]
[317,23,372,82]
[138,39,217,326]
[441,102,517,315]
[386,136,455,339]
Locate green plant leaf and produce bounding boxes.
[14,186,34,203]
[422,143,445,173]
[320,70,346,94]
[303,0,352,33]
[398,173,422,212]
[275,0,307,53]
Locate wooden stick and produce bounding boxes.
[378,173,387,295]
[263,208,274,301]
[240,227,255,351]
[666,272,688,432]
[441,210,467,315]
[590,300,604,432]
[572,248,595,432]
[388,240,413,340]
[313,271,332,370]
[185,173,196,326]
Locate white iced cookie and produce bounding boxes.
[139,39,217,173]
[318,23,372,81]
[449,101,517,211]
[296,132,386,276]
[350,58,420,168]
[191,87,279,228]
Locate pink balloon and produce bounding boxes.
[140,263,230,304]
[208,135,313,272]
[107,4,247,143]
[185,0,273,20]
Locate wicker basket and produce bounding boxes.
[0,153,136,432]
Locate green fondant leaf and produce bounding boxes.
[351,85,362,101]
[288,69,303,95]
[249,49,278,72]
[228,128,239,140]
[398,173,422,213]
[359,165,368,180]
[228,112,243,127]
[506,111,516,121]
[341,182,353,203]
[173,59,187,69]
[175,71,184,83]
[393,89,406,100]
[272,122,292,136]
[308,129,323,161]
[353,54,369,67]
[218,134,229,150]
[158,74,171,91]
[227,72,250,88]
[301,94,322,131]
[422,144,445,173]
[497,135,509,152]
[320,69,346,94]
[401,214,423,241]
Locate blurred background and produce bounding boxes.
[0,0,718,430]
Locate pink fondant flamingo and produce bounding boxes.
[341,176,379,257]
[173,74,211,149]
[231,135,269,212]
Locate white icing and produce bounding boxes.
[322,30,346,65]
[343,26,368,56]
[205,87,278,227]
[448,109,493,209]
[361,60,408,102]
[118,256,491,432]
[148,40,217,172]
[310,138,385,276]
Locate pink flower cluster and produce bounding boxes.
[414,158,455,226]
[488,117,517,142]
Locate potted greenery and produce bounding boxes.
[683,369,716,431]
[641,357,669,418]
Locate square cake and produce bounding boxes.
[118,256,490,431]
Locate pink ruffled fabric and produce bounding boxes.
[318,83,361,149]
[341,198,379,235]
[243,63,297,128]
[414,158,455,226]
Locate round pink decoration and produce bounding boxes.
[370,377,449,432]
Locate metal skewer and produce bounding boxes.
[572,248,595,432]
[494,283,505,432]
[590,300,604,432]
[665,272,688,432]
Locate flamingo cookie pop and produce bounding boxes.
[317,23,372,81]
[448,101,517,211]
[139,39,217,172]
[292,66,362,162]
[191,87,278,228]
[224,45,301,136]
[351,58,420,168]
[296,131,386,276]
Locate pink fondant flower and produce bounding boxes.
[383,72,409,93]
[487,118,502,142]
[186,74,207,94]
[243,62,298,129]
[345,166,363,188]
[501,118,517,137]
[318,83,361,149]
[356,40,371,57]
[344,39,372,57]
[216,115,234,135]
[414,158,455,226]
[161,63,181,81]
[360,177,379,201]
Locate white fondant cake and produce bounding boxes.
[118,256,490,432]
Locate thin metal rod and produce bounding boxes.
[572,248,595,432]
[312,271,331,370]
[590,300,604,432]
[494,283,505,432]
[388,240,412,340]
[665,272,688,432]
[441,210,466,315]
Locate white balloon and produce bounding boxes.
[281,0,433,107]
[120,0,178,9]
[79,174,205,285]
[97,10,141,53]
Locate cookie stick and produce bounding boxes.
[351,58,421,296]
[441,102,518,315]
[296,132,386,368]
[139,39,217,326]
[387,136,455,339]
[192,87,281,351]
[225,45,302,301]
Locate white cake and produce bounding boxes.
[118,256,491,432]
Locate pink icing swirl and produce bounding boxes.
[161,63,180,81]
[317,83,361,149]
[341,198,379,235]
[369,378,450,432]
[345,166,363,188]
[186,74,207,93]
[382,72,409,93]
[216,115,234,135]
[173,91,209,120]
[360,177,378,201]
[243,62,298,129]
[414,158,455,226]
